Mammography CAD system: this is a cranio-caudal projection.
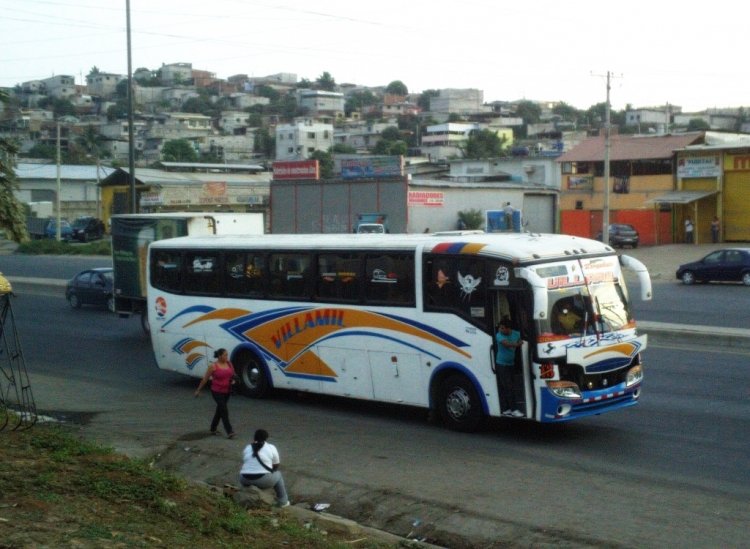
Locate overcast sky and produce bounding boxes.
[2,0,747,112]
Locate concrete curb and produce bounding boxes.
[639,321,750,351]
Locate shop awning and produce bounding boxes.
[647,190,717,204]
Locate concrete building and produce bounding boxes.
[86,72,126,99]
[160,63,193,85]
[296,89,345,119]
[557,132,706,246]
[275,120,334,160]
[39,75,76,99]
[429,89,486,114]
[14,163,115,220]
[333,121,394,151]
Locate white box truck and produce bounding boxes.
[111,212,264,333]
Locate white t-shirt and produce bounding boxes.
[240,442,280,475]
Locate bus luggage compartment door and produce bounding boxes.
[368,350,424,406]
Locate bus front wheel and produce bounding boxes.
[439,374,483,432]
[235,352,270,398]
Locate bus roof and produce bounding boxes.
[149,232,616,265]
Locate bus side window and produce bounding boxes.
[424,258,459,309]
[151,250,182,293]
[317,253,360,303]
[184,252,221,295]
[269,253,310,299]
[365,253,414,306]
[225,252,265,297]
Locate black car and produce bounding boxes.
[676,248,750,286]
[596,223,639,248]
[66,268,115,311]
[71,216,105,242]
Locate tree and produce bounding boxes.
[457,209,484,230]
[315,72,336,91]
[254,85,280,102]
[462,129,506,159]
[332,143,356,154]
[253,128,275,157]
[687,118,710,131]
[161,139,198,162]
[385,80,408,96]
[0,90,29,241]
[373,126,408,155]
[345,90,378,116]
[552,101,580,123]
[38,97,76,119]
[309,149,334,178]
[417,89,440,111]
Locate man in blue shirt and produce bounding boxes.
[495,318,523,417]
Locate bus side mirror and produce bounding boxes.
[619,255,652,301]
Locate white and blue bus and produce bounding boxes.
[147,232,652,431]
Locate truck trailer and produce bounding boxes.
[111,212,264,332]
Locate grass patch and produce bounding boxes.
[0,423,397,548]
[15,238,111,255]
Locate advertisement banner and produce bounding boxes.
[567,175,593,190]
[408,190,444,207]
[677,155,721,177]
[273,160,320,180]
[341,156,403,179]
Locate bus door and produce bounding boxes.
[489,289,533,417]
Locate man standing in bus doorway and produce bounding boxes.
[495,318,523,417]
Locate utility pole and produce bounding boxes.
[126,0,137,213]
[56,122,61,241]
[602,71,611,245]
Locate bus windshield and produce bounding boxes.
[542,282,633,337]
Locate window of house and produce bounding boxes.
[307,132,315,139]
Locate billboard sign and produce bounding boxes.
[341,155,403,179]
[273,160,320,180]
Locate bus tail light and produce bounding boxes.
[546,380,582,399]
[626,365,643,387]
[540,362,555,379]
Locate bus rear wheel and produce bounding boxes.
[439,374,483,432]
[235,352,270,398]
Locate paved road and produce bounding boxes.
[5,290,750,548]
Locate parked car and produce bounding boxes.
[676,248,750,286]
[66,268,115,311]
[595,223,639,248]
[44,219,73,241]
[71,216,105,242]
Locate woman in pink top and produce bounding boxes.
[194,348,236,438]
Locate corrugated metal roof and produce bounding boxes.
[106,167,271,185]
[15,163,116,180]
[557,133,704,162]
[646,190,717,204]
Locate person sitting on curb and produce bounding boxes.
[239,429,290,508]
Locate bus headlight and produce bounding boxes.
[626,365,643,387]
[546,380,582,399]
